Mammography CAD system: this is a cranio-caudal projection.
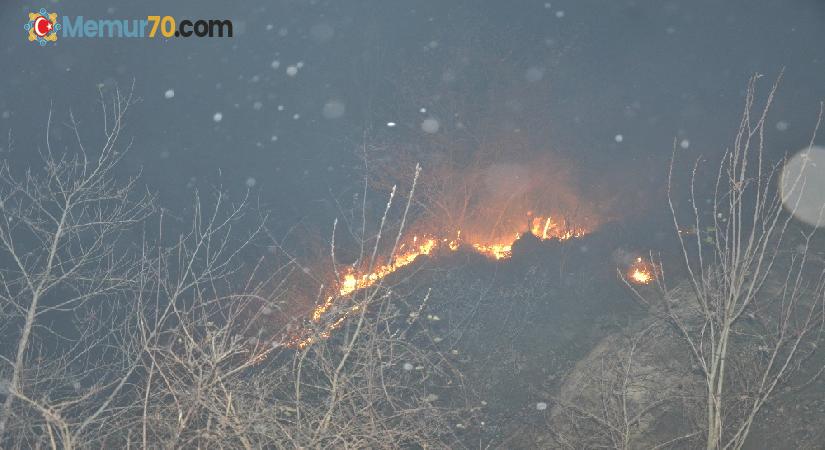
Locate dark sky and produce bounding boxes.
[2,0,824,244]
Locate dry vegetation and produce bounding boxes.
[0,90,471,449]
[606,73,825,449]
[2,75,825,449]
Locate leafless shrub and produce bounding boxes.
[625,72,825,449]
[131,171,471,448]
[0,88,155,447]
[0,96,470,448]
[279,164,471,448]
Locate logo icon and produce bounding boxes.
[25,8,60,46]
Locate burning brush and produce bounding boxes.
[285,213,594,349]
[627,256,656,285]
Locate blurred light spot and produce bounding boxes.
[781,146,825,227]
[421,117,440,134]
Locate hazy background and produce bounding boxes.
[2,0,824,249]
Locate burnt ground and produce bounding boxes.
[369,216,682,444]
[336,214,825,448]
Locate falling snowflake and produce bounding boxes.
[421,118,440,134]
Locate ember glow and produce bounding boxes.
[336,235,439,299]
[628,257,655,285]
[529,215,588,241]
[288,214,592,348]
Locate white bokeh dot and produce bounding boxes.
[781,146,825,227]
[421,117,440,134]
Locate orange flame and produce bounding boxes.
[627,257,654,285]
[284,215,592,349]
[530,216,587,241]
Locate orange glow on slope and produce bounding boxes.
[338,236,438,297]
[284,215,592,348]
[530,215,588,241]
[627,257,654,285]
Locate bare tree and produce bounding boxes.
[0,88,154,446]
[627,73,825,449]
[125,163,470,448]
[0,95,471,448]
